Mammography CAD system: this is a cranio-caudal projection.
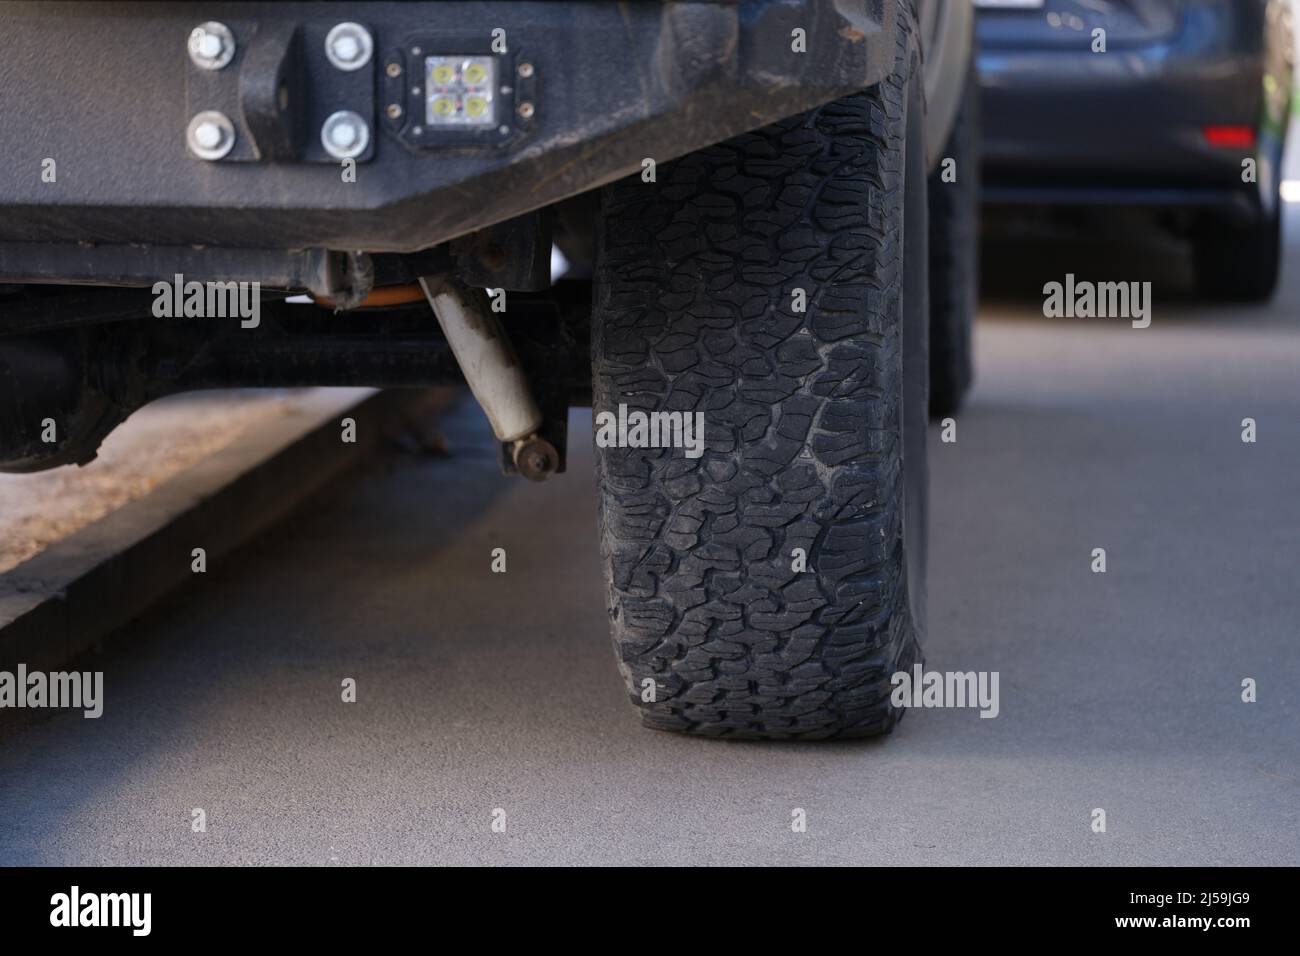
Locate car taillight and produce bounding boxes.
[1202,125,1255,149]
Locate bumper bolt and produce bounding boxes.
[321,111,370,159]
[186,110,236,161]
[188,22,236,71]
[325,22,373,71]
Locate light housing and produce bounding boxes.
[380,41,537,150]
[425,55,497,127]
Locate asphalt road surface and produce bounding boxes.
[1,217,1297,866]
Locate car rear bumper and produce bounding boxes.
[979,47,1262,185]
[0,0,895,258]
[978,185,1262,224]
[976,0,1289,219]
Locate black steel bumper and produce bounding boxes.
[0,0,895,260]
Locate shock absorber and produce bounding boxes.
[418,275,559,481]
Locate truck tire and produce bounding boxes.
[1193,205,1282,303]
[591,6,928,739]
[927,56,978,419]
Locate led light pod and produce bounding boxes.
[424,55,496,127]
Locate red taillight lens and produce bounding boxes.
[1202,125,1256,149]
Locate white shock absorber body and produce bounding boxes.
[419,277,543,443]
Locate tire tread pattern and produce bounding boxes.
[592,6,921,739]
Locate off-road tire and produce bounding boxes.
[591,6,928,739]
[927,55,978,418]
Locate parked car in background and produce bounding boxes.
[975,0,1294,301]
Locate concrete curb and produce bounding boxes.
[0,388,441,673]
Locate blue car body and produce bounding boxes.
[976,0,1293,223]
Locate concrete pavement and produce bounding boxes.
[1,219,1297,866]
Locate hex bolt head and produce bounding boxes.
[334,36,359,62]
[321,111,370,159]
[325,22,373,71]
[188,21,236,71]
[186,111,236,161]
[330,125,357,149]
[196,34,221,59]
[193,123,222,150]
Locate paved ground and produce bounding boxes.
[1,213,1298,866]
